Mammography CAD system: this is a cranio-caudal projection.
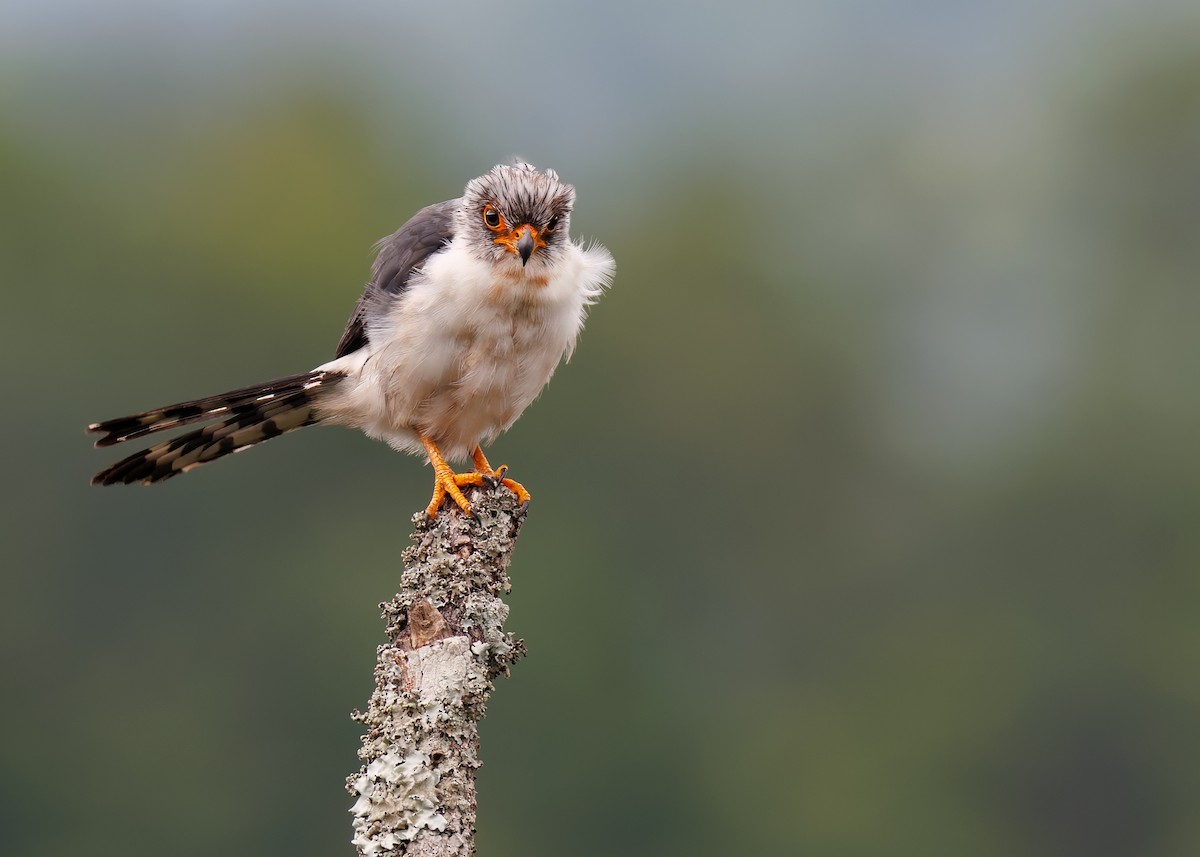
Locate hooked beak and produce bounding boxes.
[495,224,545,267]
[517,229,535,266]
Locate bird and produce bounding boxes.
[88,162,616,518]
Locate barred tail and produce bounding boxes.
[88,370,341,486]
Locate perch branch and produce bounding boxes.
[347,486,527,856]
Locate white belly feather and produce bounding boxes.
[317,237,613,462]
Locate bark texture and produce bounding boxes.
[348,486,526,856]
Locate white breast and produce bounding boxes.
[318,237,614,462]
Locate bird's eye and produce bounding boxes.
[483,206,502,229]
[546,214,560,231]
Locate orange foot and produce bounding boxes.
[421,435,486,518]
[472,447,531,512]
[419,437,532,518]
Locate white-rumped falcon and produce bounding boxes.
[89,162,616,517]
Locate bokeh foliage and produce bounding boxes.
[3,5,1200,856]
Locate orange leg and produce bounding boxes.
[421,435,486,518]
[471,446,532,509]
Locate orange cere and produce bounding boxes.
[493,224,546,256]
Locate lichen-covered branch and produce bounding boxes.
[347,487,527,856]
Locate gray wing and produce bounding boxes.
[334,199,458,358]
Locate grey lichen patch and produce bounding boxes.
[348,486,526,856]
[350,750,447,853]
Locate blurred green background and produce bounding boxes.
[3,2,1200,855]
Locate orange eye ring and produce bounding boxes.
[483,205,503,230]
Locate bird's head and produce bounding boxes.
[459,162,576,269]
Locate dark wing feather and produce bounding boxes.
[334,199,457,357]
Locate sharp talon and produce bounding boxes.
[517,499,531,516]
[496,476,531,510]
[464,446,530,513]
